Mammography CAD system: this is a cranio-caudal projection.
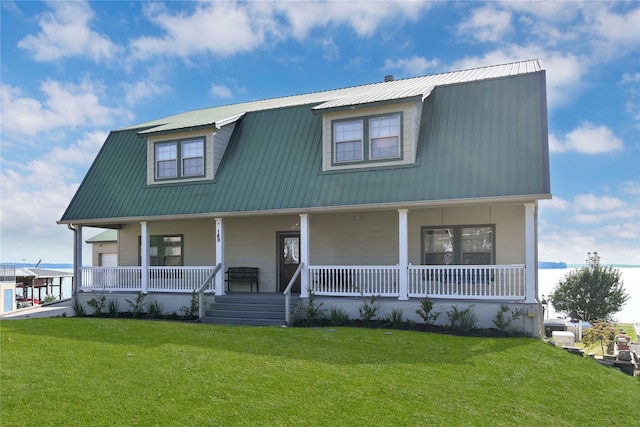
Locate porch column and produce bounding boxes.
[75,225,83,290]
[215,218,225,295]
[524,203,537,303]
[140,221,149,293]
[398,209,409,300]
[299,213,310,298]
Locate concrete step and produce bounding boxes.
[202,292,299,326]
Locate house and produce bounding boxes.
[86,229,118,267]
[59,59,550,335]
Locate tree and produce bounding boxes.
[549,252,629,322]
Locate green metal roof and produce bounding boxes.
[60,70,550,224]
[124,60,543,135]
[85,229,118,243]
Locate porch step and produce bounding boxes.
[202,293,299,326]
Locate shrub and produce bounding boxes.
[126,292,147,318]
[71,300,86,317]
[304,289,325,326]
[446,305,478,333]
[106,299,120,317]
[181,291,199,319]
[41,294,58,304]
[416,297,441,326]
[329,306,349,326]
[86,294,107,316]
[359,295,379,324]
[386,308,404,329]
[146,300,165,319]
[493,304,524,333]
[582,320,617,355]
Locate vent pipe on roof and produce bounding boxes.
[384,75,394,82]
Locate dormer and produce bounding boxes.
[314,96,426,172]
[142,114,243,186]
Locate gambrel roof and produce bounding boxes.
[60,60,550,226]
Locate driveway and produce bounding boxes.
[1,299,73,319]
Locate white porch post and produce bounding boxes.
[524,203,537,303]
[140,221,149,293]
[398,209,409,300]
[75,225,83,290]
[215,218,225,295]
[299,213,310,298]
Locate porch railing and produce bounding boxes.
[309,265,400,297]
[79,266,217,293]
[407,264,526,300]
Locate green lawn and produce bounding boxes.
[1,319,637,426]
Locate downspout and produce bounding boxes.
[67,224,78,308]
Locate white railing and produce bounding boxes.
[79,266,216,293]
[148,266,216,293]
[309,265,400,297]
[408,264,526,300]
[81,267,142,291]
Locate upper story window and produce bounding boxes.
[155,138,204,180]
[333,113,402,165]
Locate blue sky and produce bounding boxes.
[1,0,639,266]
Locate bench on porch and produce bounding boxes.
[225,267,259,292]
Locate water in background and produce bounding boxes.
[539,268,639,323]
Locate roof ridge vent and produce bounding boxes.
[384,75,394,82]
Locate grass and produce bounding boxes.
[1,319,638,427]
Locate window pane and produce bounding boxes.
[336,141,362,162]
[183,157,203,176]
[461,227,492,265]
[156,143,177,178]
[181,139,204,176]
[424,228,453,265]
[335,120,363,162]
[157,160,177,178]
[370,115,400,159]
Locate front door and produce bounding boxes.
[278,232,301,293]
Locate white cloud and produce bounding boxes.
[621,73,640,84]
[383,56,440,77]
[0,81,132,140]
[123,81,173,107]
[540,196,571,211]
[211,84,233,99]
[574,194,626,212]
[457,6,512,42]
[550,122,624,154]
[17,0,120,62]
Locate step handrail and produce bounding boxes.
[198,263,222,320]
[282,262,303,325]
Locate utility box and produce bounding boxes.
[552,331,575,347]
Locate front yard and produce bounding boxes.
[1,318,637,426]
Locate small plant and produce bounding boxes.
[493,304,524,333]
[41,294,58,304]
[106,299,120,317]
[181,291,199,319]
[329,306,349,326]
[386,308,404,329]
[359,294,379,325]
[86,294,107,316]
[71,300,86,317]
[146,300,165,319]
[126,292,147,318]
[304,289,326,326]
[446,304,478,333]
[416,297,441,326]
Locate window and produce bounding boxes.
[139,235,183,266]
[422,226,494,265]
[155,138,204,179]
[333,113,401,164]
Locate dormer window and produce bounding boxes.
[332,112,402,165]
[155,137,204,180]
